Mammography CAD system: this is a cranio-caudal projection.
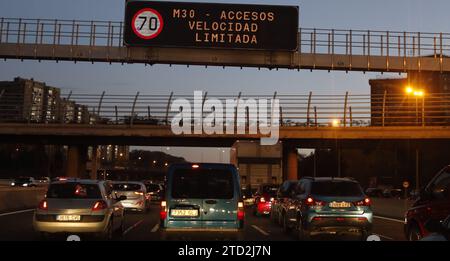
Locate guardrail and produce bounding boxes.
[0,18,449,58]
[1,91,450,127]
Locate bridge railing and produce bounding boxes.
[1,18,450,58]
[2,91,450,128]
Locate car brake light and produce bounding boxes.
[160,201,167,220]
[237,201,245,221]
[305,197,325,207]
[38,200,48,210]
[92,200,107,211]
[355,198,371,207]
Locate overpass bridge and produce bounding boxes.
[1,18,450,72]
[2,91,450,180]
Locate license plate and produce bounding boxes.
[171,209,199,217]
[329,202,351,208]
[56,215,81,222]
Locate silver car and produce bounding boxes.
[112,181,149,212]
[33,179,126,240]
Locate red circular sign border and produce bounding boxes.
[132,8,164,40]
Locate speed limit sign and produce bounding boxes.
[131,8,164,40]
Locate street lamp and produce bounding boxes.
[331,119,340,127]
[405,86,426,126]
[405,86,413,95]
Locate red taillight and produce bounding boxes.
[355,198,371,207]
[92,200,107,211]
[305,197,325,207]
[38,200,48,210]
[160,201,167,220]
[237,202,245,221]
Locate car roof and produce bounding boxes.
[112,181,144,185]
[302,177,358,183]
[170,163,236,168]
[50,179,101,185]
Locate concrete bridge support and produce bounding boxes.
[66,145,88,178]
[283,144,299,181]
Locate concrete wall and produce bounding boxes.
[0,187,47,213]
[0,179,12,187]
[372,198,414,220]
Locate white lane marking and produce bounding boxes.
[251,225,270,236]
[151,223,159,233]
[0,209,34,217]
[373,233,395,241]
[374,215,404,223]
[123,219,144,235]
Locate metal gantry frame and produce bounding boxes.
[1,18,450,64]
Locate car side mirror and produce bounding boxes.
[117,195,127,201]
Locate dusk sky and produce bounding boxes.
[1,0,448,162]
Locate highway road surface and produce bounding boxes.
[0,204,405,241]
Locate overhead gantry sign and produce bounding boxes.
[124,0,299,51]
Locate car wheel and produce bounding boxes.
[282,213,292,233]
[37,232,51,241]
[360,230,370,241]
[277,211,283,226]
[408,224,423,241]
[296,219,310,241]
[114,219,124,239]
[102,220,113,240]
[270,211,277,223]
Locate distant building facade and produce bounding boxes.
[370,72,450,126]
[230,141,282,188]
[0,77,95,124]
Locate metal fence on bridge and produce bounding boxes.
[1,18,450,58]
[1,91,450,128]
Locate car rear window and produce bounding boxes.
[113,183,142,191]
[46,183,102,199]
[146,184,161,192]
[171,169,234,199]
[15,178,31,182]
[261,186,278,196]
[311,181,364,197]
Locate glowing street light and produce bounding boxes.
[405,86,425,97]
[405,86,413,94]
[331,119,340,127]
[413,90,424,97]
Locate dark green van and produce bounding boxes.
[160,163,244,239]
